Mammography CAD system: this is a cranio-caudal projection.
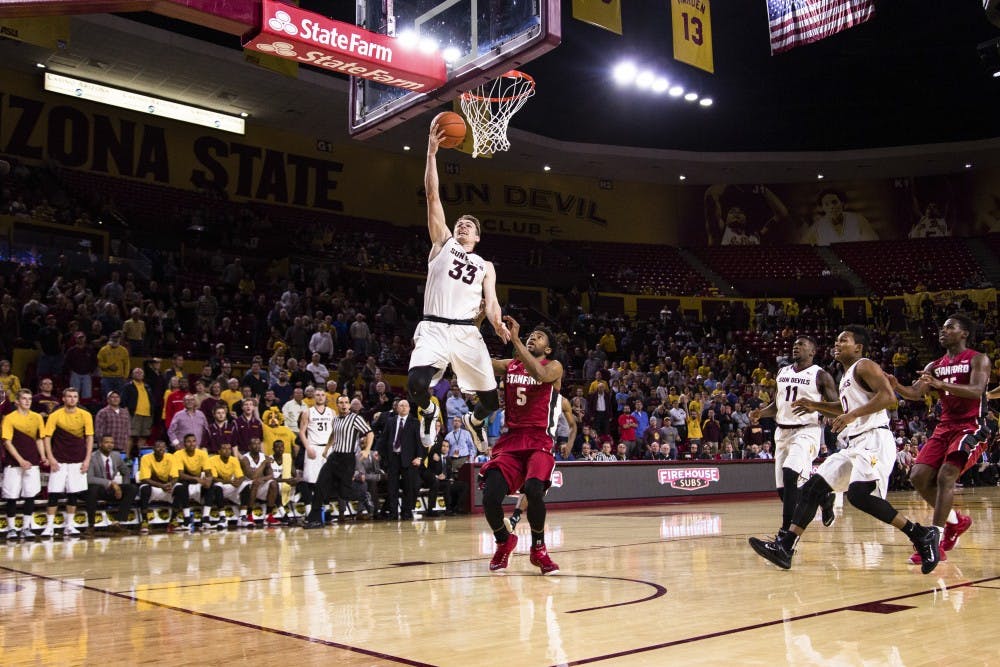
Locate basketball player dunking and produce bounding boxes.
[749,336,838,534]
[407,121,510,452]
[888,314,989,565]
[749,326,941,574]
[480,317,563,575]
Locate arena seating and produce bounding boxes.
[831,238,980,294]
[561,241,710,294]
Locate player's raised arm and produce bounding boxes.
[425,123,451,254]
[504,316,561,385]
[483,263,510,343]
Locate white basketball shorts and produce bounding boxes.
[409,320,497,393]
[816,428,895,497]
[774,425,823,487]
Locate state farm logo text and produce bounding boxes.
[657,467,720,491]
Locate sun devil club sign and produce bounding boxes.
[243,0,446,91]
[658,467,721,491]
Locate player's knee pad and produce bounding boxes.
[481,469,509,507]
[846,481,896,523]
[406,366,437,406]
[475,389,499,415]
[522,478,546,503]
[139,486,152,503]
[799,474,832,506]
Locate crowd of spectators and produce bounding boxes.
[1,160,1000,535]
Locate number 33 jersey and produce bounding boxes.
[424,237,487,321]
[775,363,823,426]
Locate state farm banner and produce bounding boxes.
[243,0,446,92]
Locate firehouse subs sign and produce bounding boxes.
[243,0,446,91]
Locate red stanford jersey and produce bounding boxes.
[502,358,559,437]
[930,348,986,424]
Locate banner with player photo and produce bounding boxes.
[675,172,981,246]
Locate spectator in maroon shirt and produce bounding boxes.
[206,404,239,455]
[31,377,60,417]
[235,398,264,455]
[200,381,225,422]
[65,331,98,400]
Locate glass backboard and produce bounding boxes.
[349,0,560,139]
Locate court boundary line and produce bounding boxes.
[555,575,1000,666]
[0,564,436,667]
[368,573,667,614]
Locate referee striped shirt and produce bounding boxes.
[328,412,371,454]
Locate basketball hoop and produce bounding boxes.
[459,70,536,158]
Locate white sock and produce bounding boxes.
[946,510,958,524]
[6,516,15,531]
[203,506,212,520]
[934,525,946,533]
[21,514,31,528]
[63,512,74,528]
[46,514,54,528]
[183,507,191,518]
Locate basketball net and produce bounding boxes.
[459,70,535,158]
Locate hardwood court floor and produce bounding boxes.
[3,488,1000,666]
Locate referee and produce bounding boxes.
[304,395,373,527]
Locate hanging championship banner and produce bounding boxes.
[671,0,714,73]
[572,0,623,35]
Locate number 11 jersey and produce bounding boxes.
[424,237,487,321]
[775,363,823,426]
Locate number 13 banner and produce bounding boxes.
[671,0,714,74]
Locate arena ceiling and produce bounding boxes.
[1,0,1000,184]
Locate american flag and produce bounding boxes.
[767,0,875,54]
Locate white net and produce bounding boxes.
[459,70,536,158]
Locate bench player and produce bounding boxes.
[749,336,838,534]
[480,317,562,575]
[888,314,989,564]
[407,121,510,455]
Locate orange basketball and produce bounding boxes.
[432,111,467,149]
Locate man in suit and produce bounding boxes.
[86,434,138,534]
[377,399,424,520]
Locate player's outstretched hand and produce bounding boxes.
[494,317,512,344]
[428,122,446,156]
[502,315,520,340]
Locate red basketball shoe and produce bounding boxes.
[529,544,560,575]
[489,534,518,572]
[941,513,972,552]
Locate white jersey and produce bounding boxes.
[775,364,823,427]
[304,406,334,447]
[423,237,487,320]
[838,358,889,439]
[242,451,268,476]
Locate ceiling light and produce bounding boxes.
[612,62,637,85]
[683,92,698,102]
[543,165,552,172]
[442,46,461,63]
[965,163,973,168]
[240,111,249,118]
[699,97,713,107]
[817,173,824,180]
[418,37,438,54]
[635,70,655,89]
[652,77,669,93]
[993,70,1000,78]
[397,30,418,48]
[679,175,687,181]
[44,71,245,135]
[668,85,684,97]
[36,63,46,69]
[403,145,411,151]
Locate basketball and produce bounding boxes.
[432,111,467,149]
